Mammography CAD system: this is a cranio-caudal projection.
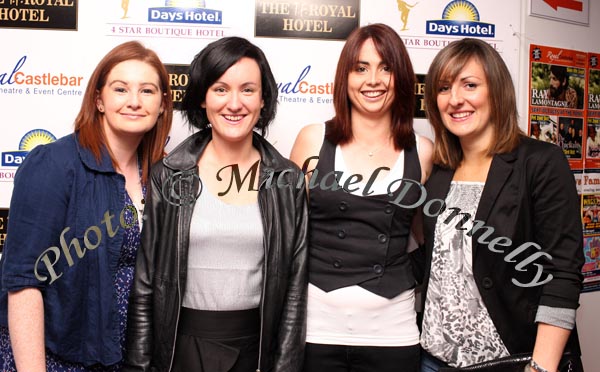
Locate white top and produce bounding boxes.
[306,126,420,346]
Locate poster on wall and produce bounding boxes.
[527,44,599,291]
[582,52,600,292]
[528,44,587,170]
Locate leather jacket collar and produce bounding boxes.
[162,128,291,175]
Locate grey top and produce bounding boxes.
[183,186,264,311]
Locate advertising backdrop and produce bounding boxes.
[1,0,522,248]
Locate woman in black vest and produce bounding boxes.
[290,23,433,372]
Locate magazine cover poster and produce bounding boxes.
[529,44,587,170]
[583,234,600,292]
[529,114,557,144]
[557,116,583,160]
[530,54,586,111]
[586,53,600,168]
[582,193,600,234]
[588,53,600,112]
[586,118,600,168]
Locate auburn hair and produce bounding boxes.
[74,41,173,183]
[327,23,416,150]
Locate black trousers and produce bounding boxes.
[304,342,420,372]
[171,307,260,372]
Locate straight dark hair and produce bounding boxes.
[327,23,416,150]
[182,37,278,136]
[424,38,522,169]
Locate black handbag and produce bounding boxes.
[439,352,583,372]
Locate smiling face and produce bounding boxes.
[436,58,493,148]
[97,60,164,144]
[201,57,264,145]
[347,38,395,120]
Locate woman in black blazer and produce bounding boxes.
[419,38,584,372]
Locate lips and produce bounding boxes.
[121,113,145,118]
[362,90,386,98]
[450,111,473,119]
[223,114,244,121]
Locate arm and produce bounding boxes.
[416,134,434,184]
[8,288,45,372]
[289,123,324,190]
[274,175,309,372]
[531,323,570,371]
[2,143,72,372]
[528,144,584,370]
[408,135,433,282]
[123,168,164,372]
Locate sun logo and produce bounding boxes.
[441,0,479,21]
[426,0,494,38]
[19,129,56,151]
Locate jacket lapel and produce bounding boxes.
[424,166,455,240]
[474,151,517,223]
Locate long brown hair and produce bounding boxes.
[327,23,416,150]
[424,38,522,169]
[74,41,173,183]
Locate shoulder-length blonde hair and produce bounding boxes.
[74,41,173,183]
[424,38,522,169]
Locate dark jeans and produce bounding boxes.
[304,342,420,372]
[420,349,449,372]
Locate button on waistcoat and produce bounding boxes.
[308,138,421,298]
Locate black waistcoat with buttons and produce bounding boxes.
[308,137,422,299]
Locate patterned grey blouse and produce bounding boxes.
[421,182,509,367]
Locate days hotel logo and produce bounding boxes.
[426,0,495,38]
[1,129,56,168]
[110,0,225,39]
[148,0,222,25]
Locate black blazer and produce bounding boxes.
[421,136,583,355]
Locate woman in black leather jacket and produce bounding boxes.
[124,37,309,372]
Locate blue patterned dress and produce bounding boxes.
[0,192,142,372]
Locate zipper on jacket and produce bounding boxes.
[255,178,270,372]
[167,175,184,372]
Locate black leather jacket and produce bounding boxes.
[123,129,308,372]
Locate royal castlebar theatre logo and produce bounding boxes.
[426,0,495,38]
[1,129,56,168]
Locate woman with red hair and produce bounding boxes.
[0,40,172,372]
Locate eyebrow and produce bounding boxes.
[108,80,160,89]
[356,60,387,66]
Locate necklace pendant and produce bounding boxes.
[368,152,374,157]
